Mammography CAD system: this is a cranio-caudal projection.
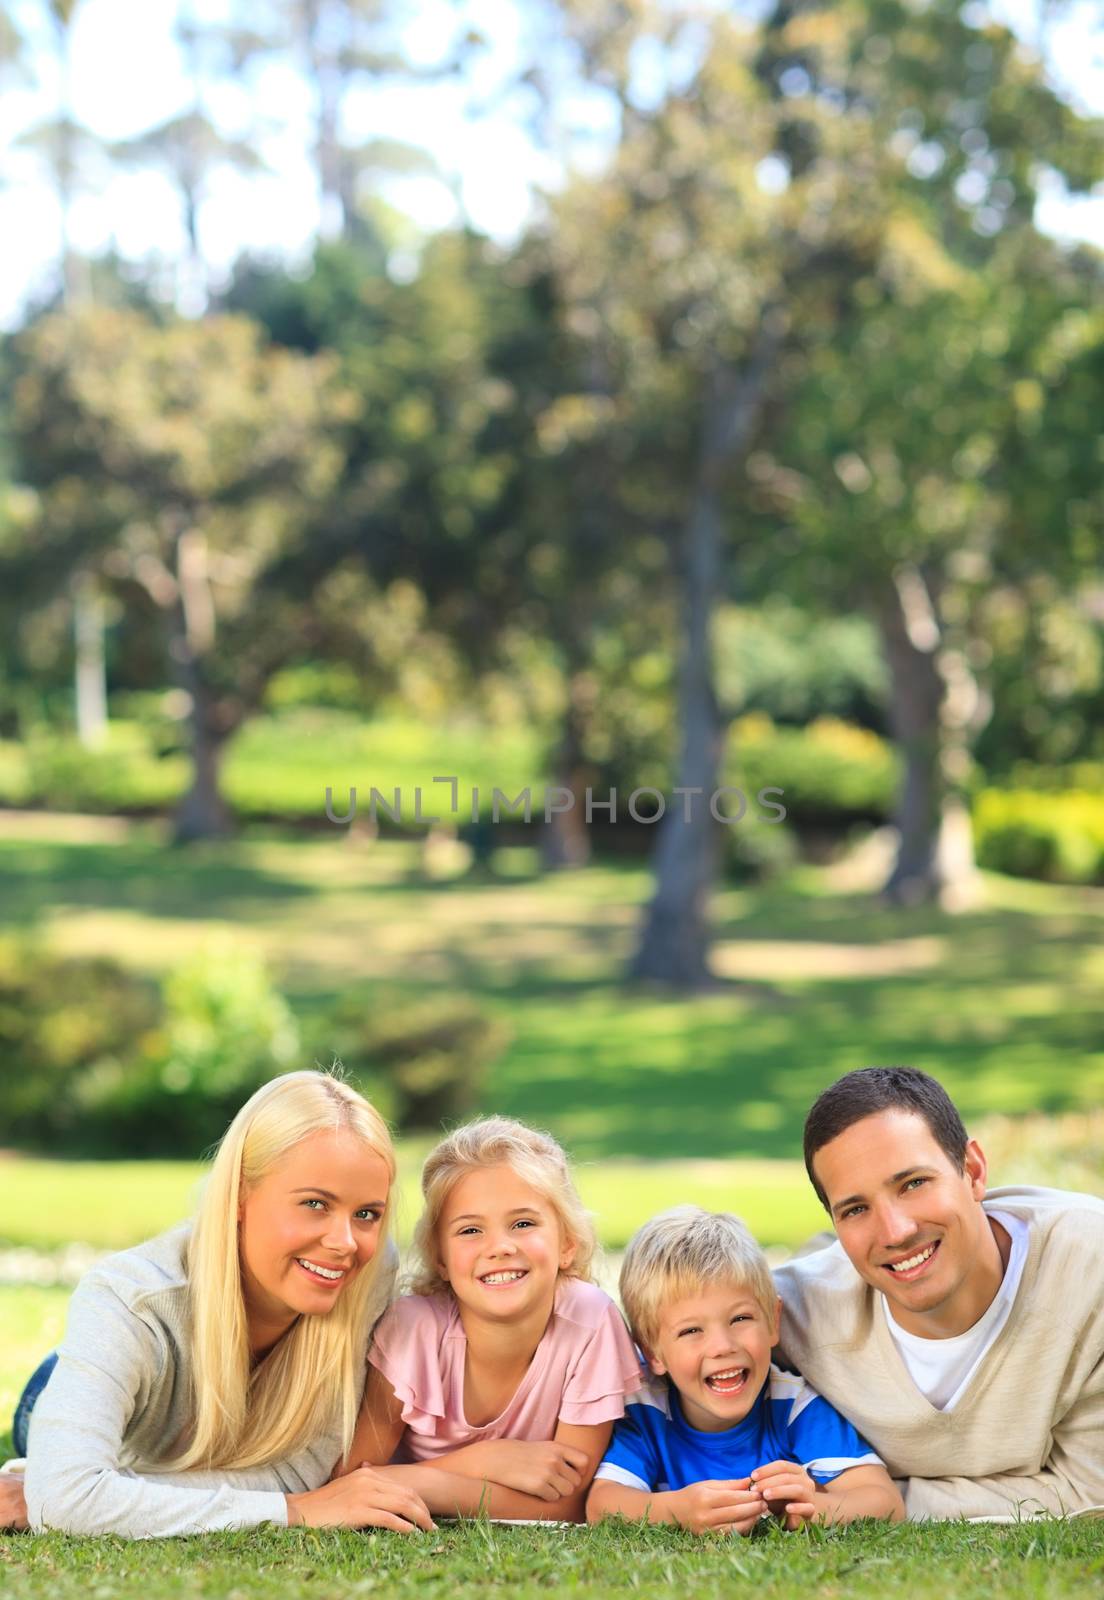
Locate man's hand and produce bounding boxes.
[0,1475,29,1531]
[668,1477,765,1536]
[750,1460,821,1530]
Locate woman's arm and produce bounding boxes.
[24,1282,291,1538]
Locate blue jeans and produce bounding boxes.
[12,1353,58,1457]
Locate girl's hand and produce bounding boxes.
[286,1465,436,1532]
[750,1460,820,1529]
[467,1439,591,1501]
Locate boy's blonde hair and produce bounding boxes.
[170,1070,395,1471]
[410,1115,596,1295]
[619,1206,777,1354]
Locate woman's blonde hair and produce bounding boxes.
[619,1206,777,1355]
[409,1116,596,1296]
[169,1070,395,1471]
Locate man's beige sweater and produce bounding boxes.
[774,1186,1104,1520]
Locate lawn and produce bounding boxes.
[2,816,1102,1596]
[1,815,1102,1165]
[3,1512,1103,1600]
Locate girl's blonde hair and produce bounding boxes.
[619,1206,777,1355]
[410,1116,596,1296]
[169,1070,395,1471]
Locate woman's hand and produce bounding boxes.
[0,1475,28,1531]
[286,1465,436,1532]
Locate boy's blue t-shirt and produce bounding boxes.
[595,1364,881,1493]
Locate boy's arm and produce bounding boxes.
[752,1461,904,1527]
[587,1475,765,1535]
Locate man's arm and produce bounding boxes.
[905,1361,1104,1521]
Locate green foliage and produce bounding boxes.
[315,989,512,1133]
[0,939,160,1150]
[973,789,1104,885]
[23,721,186,812]
[725,715,899,827]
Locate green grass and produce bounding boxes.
[2,1516,1102,1600]
[1,818,1102,1163]
[0,1154,824,1254]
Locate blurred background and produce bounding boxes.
[0,0,1102,1435]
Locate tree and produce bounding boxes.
[8,306,349,838]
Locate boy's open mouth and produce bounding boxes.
[883,1240,940,1281]
[705,1367,748,1395]
[479,1268,528,1287]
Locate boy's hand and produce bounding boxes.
[750,1460,820,1529]
[669,1478,765,1536]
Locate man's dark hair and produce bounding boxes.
[803,1066,969,1211]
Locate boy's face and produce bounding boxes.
[646,1279,780,1433]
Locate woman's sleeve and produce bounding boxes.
[24,1276,289,1538]
[558,1291,645,1427]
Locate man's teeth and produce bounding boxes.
[887,1243,937,1273]
[481,1270,526,1284]
[297,1258,345,1280]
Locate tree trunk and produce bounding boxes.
[169,521,234,842]
[878,565,981,906]
[542,675,592,870]
[631,316,782,987]
[73,569,108,747]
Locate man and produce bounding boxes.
[774,1066,1104,1520]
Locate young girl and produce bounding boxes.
[12,1072,434,1538]
[344,1117,642,1520]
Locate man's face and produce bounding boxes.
[811,1109,991,1334]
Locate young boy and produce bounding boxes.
[587,1207,904,1535]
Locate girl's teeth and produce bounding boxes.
[482,1270,525,1284]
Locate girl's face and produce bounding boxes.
[437,1162,576,1323]
[238,1128,390,1350]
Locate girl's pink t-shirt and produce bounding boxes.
[368,1277,644,1462]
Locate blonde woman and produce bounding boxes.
[13,1072,435,1538]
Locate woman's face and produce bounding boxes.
[238,1128,391,1351]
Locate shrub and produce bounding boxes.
[22,723,187,813]
[723,714,899,827]
[313,989,511,1133]
[973,789,1104,884]
[96,942,303,1154]
[0,939,161,1150]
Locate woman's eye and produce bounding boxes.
[301,1198,325,1210]
[356,1209,381,1223]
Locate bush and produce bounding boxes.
[0,940,161,1150]
[21,723,187,813]
[973,789,1104,884]
[723,714,899,827]
[314,989,511,1133]
[96,942,302,1154]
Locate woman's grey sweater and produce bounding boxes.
[24,1223,396,1537]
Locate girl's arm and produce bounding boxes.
[335,1364,406,1476]
[384,1421,613,1523]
